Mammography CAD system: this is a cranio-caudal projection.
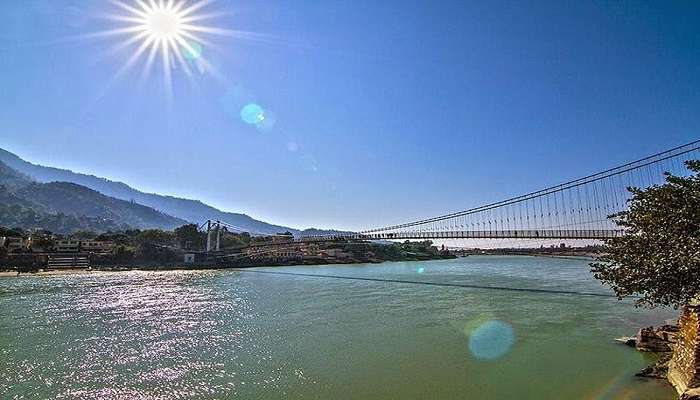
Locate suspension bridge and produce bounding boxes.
[203,139,699,250]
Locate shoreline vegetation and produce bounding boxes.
[0,251,601,279]
[0,223,457,274]
[2,222,602,275]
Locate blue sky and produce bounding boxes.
[0,0,698,231]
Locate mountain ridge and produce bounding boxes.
[0,159,187,232]
[0,148,334,235]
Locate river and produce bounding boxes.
[0,256,678,399]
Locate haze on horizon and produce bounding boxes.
[0,0,698,231]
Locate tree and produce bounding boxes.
[72,230,97,240]
[174,224,206,250]
[112,245,134,262]
[136,229,175,247]
[135,242,176,263]
[590,161,700,309]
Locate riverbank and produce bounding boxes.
[0,253,600,278]
[1,240,455,273]
[0,269,98,277]
[0,265,218,277]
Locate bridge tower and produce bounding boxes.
[206,220,211,252]
[205,220,222,253]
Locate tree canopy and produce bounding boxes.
[590,160,700,309]
[174,224,206,250]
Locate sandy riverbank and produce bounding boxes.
[0,265,227,277]
[0,269,103,277]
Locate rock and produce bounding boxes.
[656,324,679,345]
[680,388,700,400]
[659,324,680,333]
[615,336,636,347]
[669,305,700,398]
[636,326,673,352]
[637,353,672,379]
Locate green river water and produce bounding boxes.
[0,256,678,399]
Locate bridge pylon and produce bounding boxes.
[205,220,222,253]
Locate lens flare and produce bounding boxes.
[240,103,265,125]
[255,110,276,132]
[467,320,515,360]
[182,40,202,60]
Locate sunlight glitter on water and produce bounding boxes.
[0,271,281,399]
[0,258,679,399]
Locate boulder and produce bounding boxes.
[636,326,673,352]
[680,388,700,400]
[615,336,636,347]
[636,353,672,379]
[656,324,679,345]
[669,305,700,398]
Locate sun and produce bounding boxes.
[86,0,273,98]
[110,0,211,72]
[89,0,238,96]
[144,7,184,40]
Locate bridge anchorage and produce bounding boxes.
[205,139,699,248]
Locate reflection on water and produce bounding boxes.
[0,256,677,399]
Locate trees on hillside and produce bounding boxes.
[590,161,700,309]
[174,224,206,250]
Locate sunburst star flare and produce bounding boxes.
[93,0,250,96]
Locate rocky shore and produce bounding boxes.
[617,325,678,379]
[619,319,700,400]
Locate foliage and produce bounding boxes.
[95,232,133,246]
[0,226,23,237]
[0,159,185,233]
[14,182,184,231]
[135,243,177,263]
[0,201,124,234]
[590,161,700,309]
[0,161,32,190]
[219,233,250,248]
[112,245,135,262]
[72,230,98,240]
[174,224,206,250]
[29,235,55,250]
[136,229,176,247]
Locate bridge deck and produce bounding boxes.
[330,229,624,240]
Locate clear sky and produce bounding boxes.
[0,0,698,231]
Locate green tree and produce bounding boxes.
[72,230,98,240]
[590,161,700,308]
[135,242,176,262]
[0,226,22,237]
[136,229,175,247]
[112,245,134,262]
[219,233,250,248]
[174,224,206,250]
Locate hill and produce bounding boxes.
[0,160,186,233]
[0,148,298,235]
[0,185,127,233]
